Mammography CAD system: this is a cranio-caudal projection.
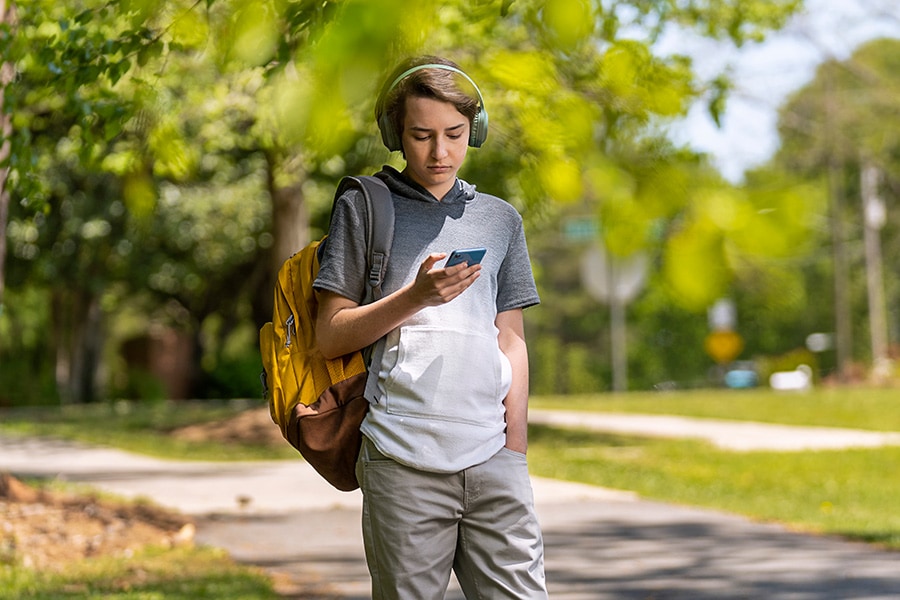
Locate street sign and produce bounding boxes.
[580,244,647,303]
[704,330,744,364]
[563,217,598,242]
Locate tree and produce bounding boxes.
[774,37,900,381]
[5,0,809,290]
[2,1,281,401]
[0,0,14,310]
[2,1,152,402]
[2,0,810,400]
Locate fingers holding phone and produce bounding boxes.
[440,247,485,298]
[412,248,486,306]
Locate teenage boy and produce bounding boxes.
[314,55,548,599]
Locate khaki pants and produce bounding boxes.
[356,436,548,599]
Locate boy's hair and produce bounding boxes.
[375,56,484,151]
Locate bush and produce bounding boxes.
[203,354,265,400]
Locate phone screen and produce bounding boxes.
[446,247,486,267]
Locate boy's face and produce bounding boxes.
[401,96,469,200]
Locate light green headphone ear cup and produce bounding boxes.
[470,107,488,148]
[378,112,402,152]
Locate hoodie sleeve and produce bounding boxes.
[313,189,369,304]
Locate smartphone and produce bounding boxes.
[445,247,487,267]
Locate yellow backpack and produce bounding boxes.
[259,176,394,491]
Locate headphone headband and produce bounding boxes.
[385,64,486,107]
[376,63,489,151]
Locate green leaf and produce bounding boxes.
[541,0,594,50]
[707,75,732,128]
[74,9,94,26]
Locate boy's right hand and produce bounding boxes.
[411,253,481,307]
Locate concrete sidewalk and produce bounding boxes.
[0,434,629,515]
[529,409,900,451]
[3,414,900,599]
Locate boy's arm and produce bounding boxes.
[315,254,482,359]
[497,308,529,454]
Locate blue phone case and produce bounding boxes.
[446,247,487,267]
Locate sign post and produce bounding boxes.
[580,243,647,392]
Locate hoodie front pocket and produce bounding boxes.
[383,326,505,425]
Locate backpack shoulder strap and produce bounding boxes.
[334,175,395,403]
[337,175,394,302]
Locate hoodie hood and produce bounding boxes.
[375,165,476,204]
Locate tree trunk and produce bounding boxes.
[262,152,308,319]
[0,1,15,310]
[828,162,852,383]
[270,179,308,271]
[861,161,890,382]
[52,288,104,403]
[824,66,852,383]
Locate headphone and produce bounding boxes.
[376,63,489,152]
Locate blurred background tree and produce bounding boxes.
[772,37,900,383]
[4,0,892,404]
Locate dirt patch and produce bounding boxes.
[1,408,280,574]
[0,473,194,571]
[172,406,285,447]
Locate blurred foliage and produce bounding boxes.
[771,37,900,370]
[777,38,900,173]
[0,0,830,402]
[0,288,58,406]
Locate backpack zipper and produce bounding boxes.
[285,314,295,348]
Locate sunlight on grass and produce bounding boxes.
[0,401,297,461]
[0,546,280,599]
[527,425,900,549]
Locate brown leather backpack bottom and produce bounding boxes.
[286,372,370,492]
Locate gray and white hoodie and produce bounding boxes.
[314,166,540,472]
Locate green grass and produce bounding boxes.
[531,387,900,431]
[0,546,281,599]
[0,400,297,461]
[528,425,900,549]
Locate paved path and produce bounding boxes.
[529,409,900,451]
[3,414,900,599]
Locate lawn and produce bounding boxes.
[0,400,298,461]
[0,546,281,600]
